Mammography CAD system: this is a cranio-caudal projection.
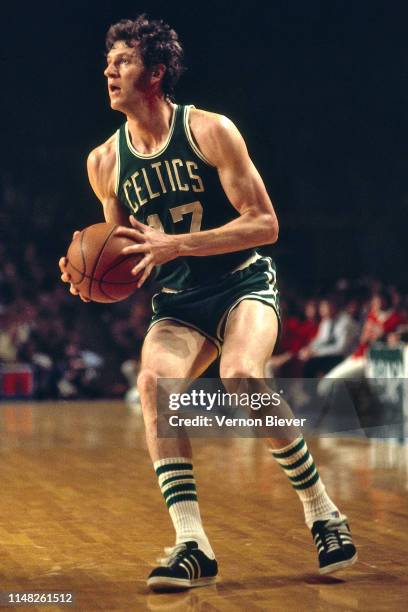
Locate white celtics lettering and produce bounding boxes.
[122,159,204,213]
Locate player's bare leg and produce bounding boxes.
[138,321,217,461]
[220,300,357,574]
[220,299,294,447]
[138,321,219,589]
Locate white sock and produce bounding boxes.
[154,457,215,559]
[270,437,343,529]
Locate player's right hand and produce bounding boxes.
[59,232,91,303]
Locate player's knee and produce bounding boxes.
[136,369,158,425]
[137,368,177,420]
[220,359,260,390]
[137,368,159,395]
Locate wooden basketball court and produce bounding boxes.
[1,400,407,610]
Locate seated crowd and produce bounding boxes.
[1,239,407,402]
[268,285,408,386]
[2,174,407,401]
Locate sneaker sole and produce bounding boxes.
[319,552,358,575]
[147,575,217,591]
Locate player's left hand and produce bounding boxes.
[115,217,179,288]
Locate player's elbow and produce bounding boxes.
[262,213,279,245]
[271,219,279,244]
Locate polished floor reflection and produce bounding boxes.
[1,401,407,611]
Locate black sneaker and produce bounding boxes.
[147,541,218,591]
[312,517,358,575]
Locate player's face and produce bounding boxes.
[104,41,151,112]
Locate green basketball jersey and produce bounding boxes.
[115,104,255,290]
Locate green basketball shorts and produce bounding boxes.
[148,253,281,354]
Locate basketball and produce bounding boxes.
[65,222,143,303]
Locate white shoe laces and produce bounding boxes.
[157,543,187,566]
[322,518,350,552]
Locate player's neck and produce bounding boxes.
[126,98,174,155]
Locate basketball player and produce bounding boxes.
[59,15,357,590]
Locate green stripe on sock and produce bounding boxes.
[156,462,193,477]
[167,493,198,508]
[293,470,320,490]
[272,438,305,459]
[288,463,316,483]
[161,474,194,487]
[281,450,310,471]
[163,483,197,501]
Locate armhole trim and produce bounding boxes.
[114,129,120,196]
[184,105,215,167]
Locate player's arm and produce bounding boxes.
[86,137,129,225]
[59,135,129,298]
[117,111,278,284]
[176,110,279,255]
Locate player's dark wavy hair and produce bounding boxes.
[105,14,185,101]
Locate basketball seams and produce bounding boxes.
[66,232,87,285]
[66,260,138,285]
[99,253,142,287]
[70,263,137,285]
[94,272,136,304]
[80,229,87,279]
[89,224,118,300]
[97,279,122,302]
[66,260,87,287]
[69,250,139,285]
[67,222,140,302]
[100,253,139,276]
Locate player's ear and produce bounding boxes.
[150,64,166,85]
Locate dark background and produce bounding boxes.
[1,0,407,292]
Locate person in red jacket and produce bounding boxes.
[318,289,406,394]
[267,299,319,377]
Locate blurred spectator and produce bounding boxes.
[110,299,150,360]
[17,337,56,399]
[0,311,18,363]
[267,299,319,377]
[297,300,320,348]
[109,297,150,407]
[57,339,104,399]
[0,308,32,363]
[299,296,359,378]
[318,289,407,395]
[351,290,406,361]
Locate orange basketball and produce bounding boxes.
[65,223,142,303]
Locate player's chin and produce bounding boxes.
[108,96,124,111]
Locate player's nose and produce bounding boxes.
[104,63,116,78]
